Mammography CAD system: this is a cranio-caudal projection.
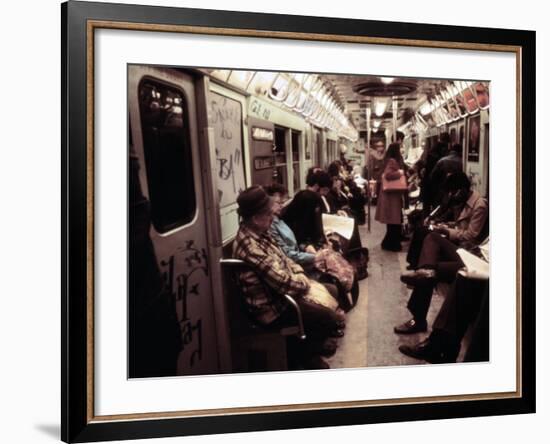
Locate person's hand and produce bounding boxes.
[296,273,310,287]
[337,210,348,217]
[433,224,450,237]
[305,245,316,254]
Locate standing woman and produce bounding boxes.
[375,143,406,252]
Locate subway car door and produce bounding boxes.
[248,116,276,187]
[128,66,219,376]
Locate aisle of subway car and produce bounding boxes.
[328,211,445,369]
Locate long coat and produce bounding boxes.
[375,158,404,225]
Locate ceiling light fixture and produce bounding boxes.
[374,98,388,117]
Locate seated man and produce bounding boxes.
[398,271,489,363]
[394,233,467,333]
[394,173,488,334]
[406,172,488,268]
[233,185,344,370]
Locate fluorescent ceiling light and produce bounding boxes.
[374,98,387,117]
[420,102,432,115]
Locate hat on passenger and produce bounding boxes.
[237,186,273,219]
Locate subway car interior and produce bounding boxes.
[128,65,490,377]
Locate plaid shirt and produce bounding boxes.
[232,224,310,325]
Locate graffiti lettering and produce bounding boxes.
[216,147,243,195]
[210,93,245,206]
[160,242,208,369]
[210,97,240,141]
[180,318,202,367]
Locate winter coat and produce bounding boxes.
[375,158,404,225]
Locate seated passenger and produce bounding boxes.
[398,243,489,362]
[326,175,351,217]
[394,233,470,334]
[282,169,330,249]
[395,218,489,336]
[266,184,358,311]
[233,185,344,369]
[407,172,488,268]
[346,177,367,226]
[265,183,316,270]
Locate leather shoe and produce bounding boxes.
[381,243,402,252]
[330,328,345,338]
[318,338,338,357]
[394,318,427,334]
[398,338,457,364]
[400,268,436,287]
[336,319,346,329]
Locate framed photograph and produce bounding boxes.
[62,1,535,442]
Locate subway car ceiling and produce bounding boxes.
[198,68,490,143]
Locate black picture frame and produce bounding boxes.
[62,1,536,442]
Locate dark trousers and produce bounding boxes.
[432,274,489,361]
[406,226,431,268]
[272,283,340,365]
[407,233,464,321]
[382,224,402,251]
[418,233,463,281]
[273,282,340,340]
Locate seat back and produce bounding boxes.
[219,259,305,339]
[219,258,305,372]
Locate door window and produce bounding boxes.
[138,79,196,233]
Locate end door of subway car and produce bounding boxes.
[128,66,228,377]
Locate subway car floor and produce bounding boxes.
[326,206,445,369]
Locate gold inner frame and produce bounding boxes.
[85,19,523,423]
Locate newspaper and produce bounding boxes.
[456,248,490,280]
[322,213,355,240]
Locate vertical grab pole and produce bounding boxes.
[366,106,371,233]
[392,96,398,142]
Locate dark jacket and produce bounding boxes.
[430,151,463,202]
[281,189,324,247]
[447,190,489,248]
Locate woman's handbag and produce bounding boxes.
[314,248,355,292]
[345,247,369,281]
[381,173,407,193]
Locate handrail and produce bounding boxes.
[282,294,306,340]
[219,258,306,340]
